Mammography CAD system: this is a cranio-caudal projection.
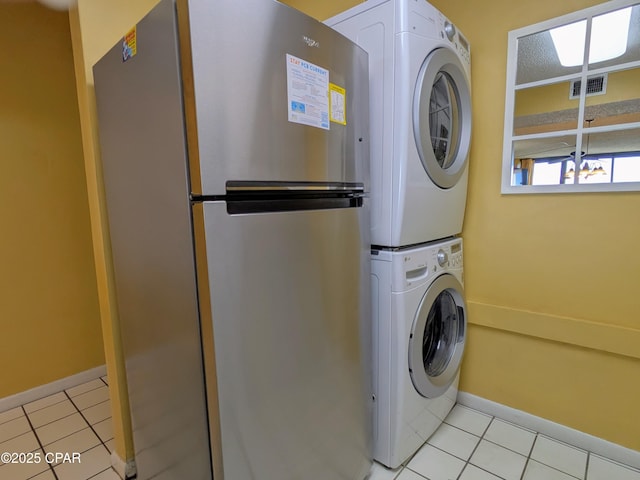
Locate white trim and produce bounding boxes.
[0,365,107,413]
[457,391,640,470]
[501,178,640,194]
[515,72,583,91]
[111,451,137,479]
[512,121,640,141]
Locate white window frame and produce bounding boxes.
[501,0,640,194]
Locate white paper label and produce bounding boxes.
[286,54,330,130]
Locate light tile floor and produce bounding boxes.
[3,380,640,480]
[371,404,640,480]
[0,376,118,480]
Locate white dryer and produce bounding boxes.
[370,237,467,468]
[327,0,472,247]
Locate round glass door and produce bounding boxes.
[430,73,460,170]
[414,48,472,189]
[409,274,466,398]
[423,289,460,377]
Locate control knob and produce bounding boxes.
[444,21,456,41]
[436,249,448,267]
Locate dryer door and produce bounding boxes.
[408,273,466,398]
[413,48,471,189]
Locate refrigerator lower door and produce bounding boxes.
[193,201,372,480]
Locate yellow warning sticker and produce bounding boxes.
[122,26,137,62]
[329,83,346,125]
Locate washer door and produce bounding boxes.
[408,273,466,398]
[413,48,471,189]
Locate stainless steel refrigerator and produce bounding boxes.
[93,0,371,479]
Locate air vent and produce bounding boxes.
[570,74,608,99]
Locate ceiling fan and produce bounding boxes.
[520,118,597,164]
[561,118,596,164]
[515,118,608,181]
[548,119,608,179]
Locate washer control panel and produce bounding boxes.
[430,241,463,270]
[448,241,463,268]
[373,238,464,292]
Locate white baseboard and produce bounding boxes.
[111,451,137,479]
[0,365,107,413]
[458,391,640,470]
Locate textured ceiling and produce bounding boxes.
[516,4,640,85]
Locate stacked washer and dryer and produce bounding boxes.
[327,0,472,470]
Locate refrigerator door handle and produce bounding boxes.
[226,180,365,193]
[224,193,364,215]
[222,180,367,215]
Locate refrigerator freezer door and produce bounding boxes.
[184,0,369,195]
[195,201,372,480]
[93,1,212,478]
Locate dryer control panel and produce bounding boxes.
[398,0,472,68]
[437,14,471,66]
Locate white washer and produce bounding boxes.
[327,0,472,247]
[370,237,467,468]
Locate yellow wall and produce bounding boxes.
[429,0,640,450]
[515,81,578,117]
[0,4,104,398]
[515,69,640,117]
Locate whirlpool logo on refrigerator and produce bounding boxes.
[303,35,320,48]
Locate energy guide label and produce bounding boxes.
[329,83,346,125]
[286,54,329,130]
[122,26,137,62]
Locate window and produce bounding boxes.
[501,0,640,193]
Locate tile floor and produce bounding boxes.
[2,379,640,480]
[371,404,640,480]
[0,376,118,480]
